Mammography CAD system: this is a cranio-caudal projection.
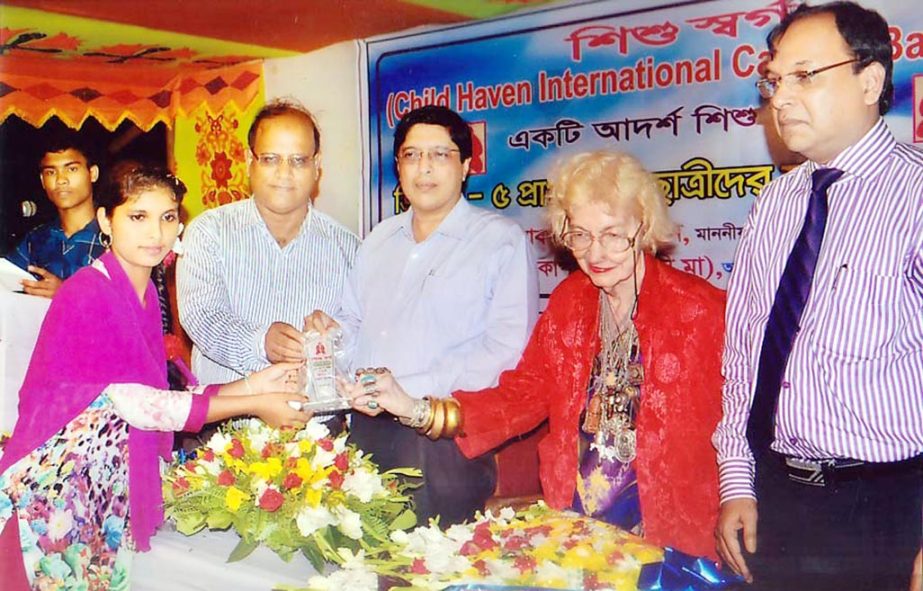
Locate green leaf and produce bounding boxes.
[206,510,234,530]
[174,513,206,536]
[301,543,326,572]
[390,509,417,531]
[227,538,259,563]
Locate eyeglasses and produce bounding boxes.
[756,58,859,99]
[396,148,460,165]
[252,152,315,170]
[561,224,642,253]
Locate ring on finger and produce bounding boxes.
[367,400,380,410]
[359,373,376,386]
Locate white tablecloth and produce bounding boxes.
[134,527,318,590]
[0,290,51,433]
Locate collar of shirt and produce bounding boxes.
[43,217,101,240]
[810,118,896,183]
[243,195,325,243]
[395,196,473,242]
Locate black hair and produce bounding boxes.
[247,98,321,155]
[392,105,473,162]
[39,128,98,168]
[96,164,187,216]
[768,1,893,115]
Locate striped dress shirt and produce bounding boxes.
[177,198,359,385]
[713,119,923,502]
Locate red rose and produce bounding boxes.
[334,452,349,472]
[202,449,215,462]
[285,457,297,468]
[317,438,334,452]
[258,488,285,512]
[410,558,429,574]
[172,477,190,493]
[502,534,529,551]
[514,555,536,574]
[282,472,303,490]
[472,522,497,550]
[229,439,245,458]
[217,470,235,486]
[328,471,344,490]
[261,443,275,459]
[459,540,480,556]
[473,559,490,577]
[584,573,604,590]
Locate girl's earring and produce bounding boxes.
[100,232,111,249]
[172,223,185,255]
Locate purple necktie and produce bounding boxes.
[746,167,844,458]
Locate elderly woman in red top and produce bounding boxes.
[348,150,725,559]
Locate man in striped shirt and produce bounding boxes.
[713,3,923,590]
[177,100,359,394]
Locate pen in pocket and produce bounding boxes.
[832,263,848,290]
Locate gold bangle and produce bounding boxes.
[425,399,446,440]
[418,396,436,434]
[442,397,463,438]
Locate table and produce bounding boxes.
[0,290,51,433]
[134,527,318,590]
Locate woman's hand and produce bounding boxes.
[340,369,415,419]
[254,392,313,429]
[248,361,303,394]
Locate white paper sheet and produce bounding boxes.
[0,258,35,292]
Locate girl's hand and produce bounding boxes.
[248,362,303,394]
[341,369,415,419]
[255,392,312,429]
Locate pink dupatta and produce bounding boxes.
[0,252,173,550]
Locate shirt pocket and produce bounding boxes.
[812,270,904,361]
[421,267,485,339]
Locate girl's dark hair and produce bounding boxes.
[96,163,188,215]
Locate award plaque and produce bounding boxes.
[302,329,350,413]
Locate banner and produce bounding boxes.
[365,0,923,300]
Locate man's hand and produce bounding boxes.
[303,310,339,335]
[21,266,62,298]
[910,548,921,591]
[715,497,758,583]
[265,322,305,363]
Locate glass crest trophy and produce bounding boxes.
[301,329,350,413]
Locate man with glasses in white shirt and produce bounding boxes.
[311,105,538,525]
[712,3,923,590]
[178,100,359,427]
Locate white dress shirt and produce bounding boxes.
[338,198,538,398]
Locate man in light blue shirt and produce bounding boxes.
[178,100,359,390]
[338,106,538,525]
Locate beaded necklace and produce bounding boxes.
[582,289,644,463]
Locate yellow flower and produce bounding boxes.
[304,487,323,508]
[561,543,606,570]
[249,457,283,480]
[225,486,250,512]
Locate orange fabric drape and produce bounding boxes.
[0,56,262,131]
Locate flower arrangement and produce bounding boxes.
[161,419,419,570]
[292,502,666,591]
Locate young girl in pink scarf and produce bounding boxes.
[0,166,311,590]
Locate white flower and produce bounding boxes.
[335,547,366,569]
[247,428,270,455]
[389,529,409,545]
[205,432,232,454]
[296,506,336,537]
[342,467,384,503]
[331,434,347,454]
[498,506,515,521]
[307,568,376,591]
[301,419,330,441]
[283,442,301,459]
[424,550,469,575]
[445,523,475,544]
[534,560,574,586]
[312,446,336,469]
[47,509,74,541]
[333,506,363,540]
